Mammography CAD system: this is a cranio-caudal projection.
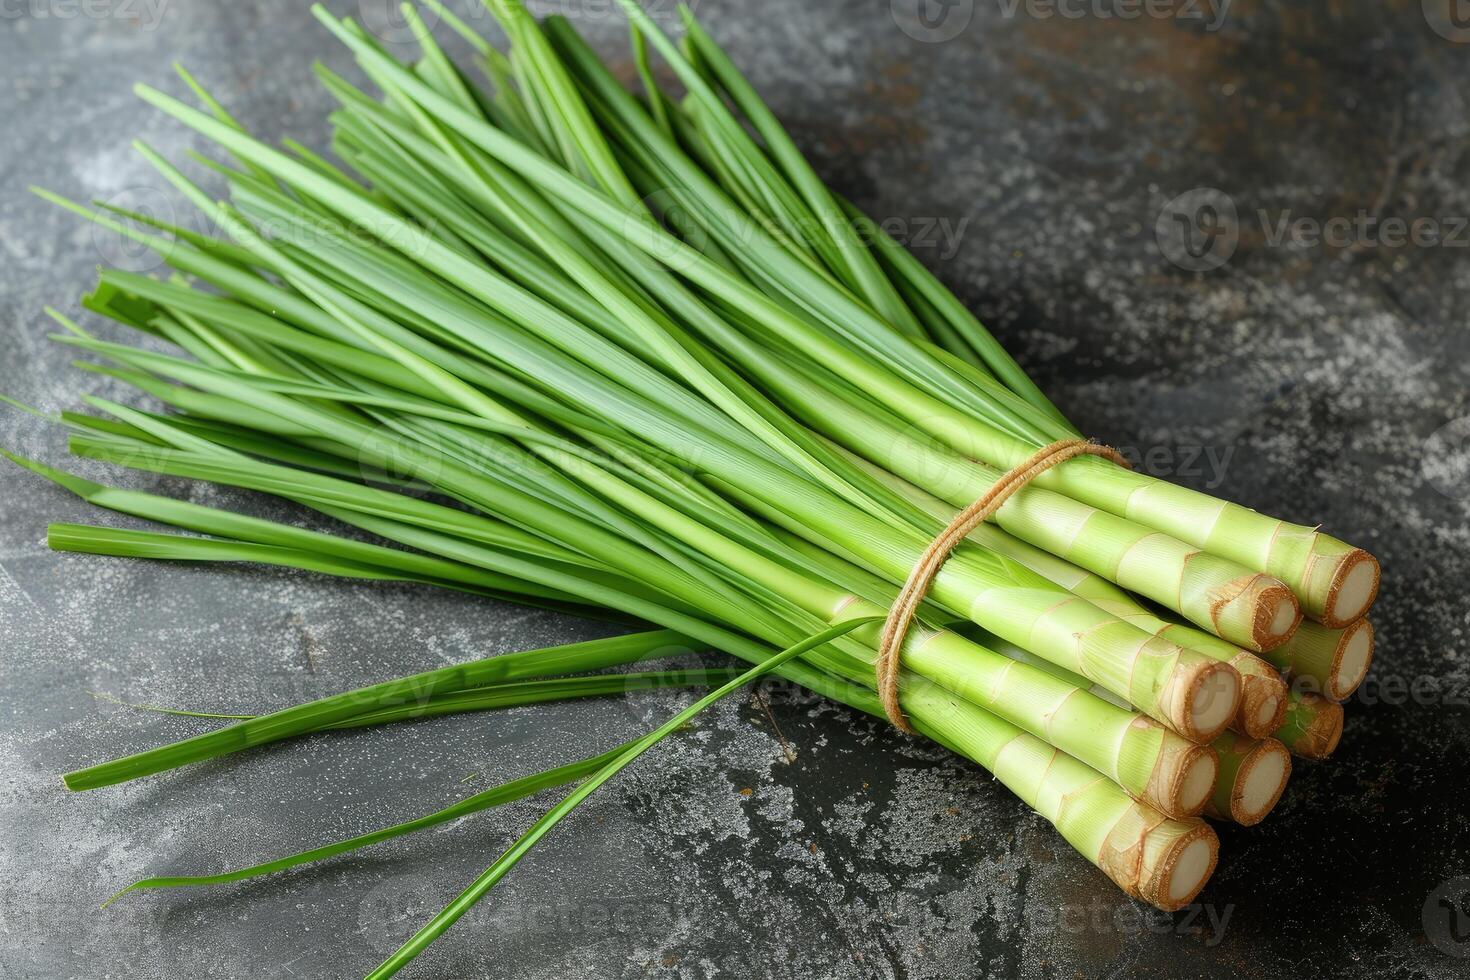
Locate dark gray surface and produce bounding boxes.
[2,1,1469,978]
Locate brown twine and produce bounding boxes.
[876,438,1131,733]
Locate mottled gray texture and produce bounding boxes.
[1,1,1468,978]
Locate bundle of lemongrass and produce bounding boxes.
[7,1,1378,975]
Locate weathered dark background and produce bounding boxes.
[2,1,1468,977]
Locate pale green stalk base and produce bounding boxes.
[827,596,1218,818]
[1263,618,1374,701]
[844,452,1289,738]
[942,424,1379,627]
[910,682,1220,912]
[1273,691,1345,760]
[1203,733,1291,826]
[803,387,1302,651]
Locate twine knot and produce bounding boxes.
[876,438,1130,733]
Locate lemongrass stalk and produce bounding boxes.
[937,427,1380,628]
[678,300,1300,652]
[1273,691,1345,760]
[912,692,1220,913]
[926,622,1281,826]
[837,447,1289,737]
[557,446,1221,813]
[676,466,1242,743]
[834,607,1219,818]
[1203,732,1291,826]
[1263,618,1375,701]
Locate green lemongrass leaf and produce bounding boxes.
[63,628,701,790]
[307,5,1065,452]
[92,668,744,730]
[629,23,671,137]
[673,12,920,337]
[65,349,753,605]
[3,449,589,603]
[831,193,1072,426]
[172,62,282,189]
[45,521,526,596]
[60,433,652,575]
[308,56,928,534]
[0,392,52,421]
[419,0,491,57]
[328,667,745,729]
[45,307,96,339]
[92,200,259,269]
[398,4,480,113]
[103,743,630,907]
[365,615,880,979]
[90,690,251,721]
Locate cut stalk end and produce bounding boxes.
[1265,618,1375,702]
[1205,733,1291,826]
[1231,738,1291,826]
[1321,549,1380,628]
[1229,652,1289,739]
[1165,659,1241,743]
[1195,567,1300,653]
[1137,720,1219,819]
[1329,619,1375,700]
[1249,579,1302,652]
[1099,807,1219,912]
[1177,745,1219,817]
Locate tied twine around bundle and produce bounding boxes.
[876,438,1132,734]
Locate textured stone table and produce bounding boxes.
[2,2,1468,977]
